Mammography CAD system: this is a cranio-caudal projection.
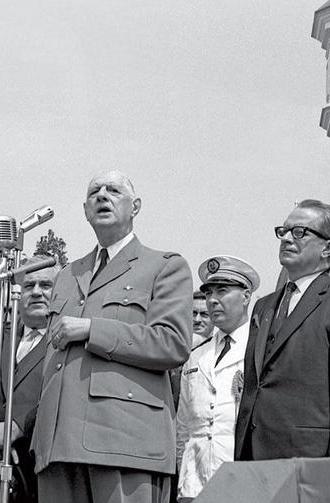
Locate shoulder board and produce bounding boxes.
[192,336,213,351]
[163,252,181,259]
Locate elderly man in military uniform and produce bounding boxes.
[31,170,193,503]
[176,256,260,502]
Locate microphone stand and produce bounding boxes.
[0,231,23,503]
[0,257,9,365]
[0,206,55,501]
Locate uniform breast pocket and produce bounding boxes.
[183,368,209,416]
[102,290,150,324]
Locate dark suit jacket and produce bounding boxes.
[0,323,47,437]
[31,237,193,474]
[0,323,46,502]
[235,271,330,461]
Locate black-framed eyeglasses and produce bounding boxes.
[274,226,330,241]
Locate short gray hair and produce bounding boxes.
[297,199,330,239]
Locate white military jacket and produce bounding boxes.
[176,321,249,500]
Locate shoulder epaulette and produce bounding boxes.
[192,336,213,351]
[163,252,181,259]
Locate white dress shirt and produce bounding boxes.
[16,327,45,363]
[288,271,323,315]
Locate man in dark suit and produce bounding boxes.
[0,256,60,502]
[31,171,193,503]
[235,199,330,461]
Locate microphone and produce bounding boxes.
[0,216,18,251]
[20,205,54,232]
[0,256,56,283]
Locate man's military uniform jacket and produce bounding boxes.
[31,237,193,475]
[176,322,249,499]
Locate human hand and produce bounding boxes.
[51,316,91,350]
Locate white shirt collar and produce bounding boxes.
[95,231,135,265]
[214,319,250,346]
[23,326,46,338]
[290,271,324,296]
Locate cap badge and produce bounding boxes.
[207,258,220,274]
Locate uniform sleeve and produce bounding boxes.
[176,362,191,472]
[86,254,193,371]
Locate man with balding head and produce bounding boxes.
[31,171,193,503]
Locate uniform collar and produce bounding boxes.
[215,320,249,345]
[96,231,134,263]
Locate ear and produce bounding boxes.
[242,289,251,306]
[321,240,330,258]
[131,198,141,218]
[83,202,90,222]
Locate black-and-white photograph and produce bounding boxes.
[0,1,329,502]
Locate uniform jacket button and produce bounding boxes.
[56,363,62,370]
[127,392,133,399]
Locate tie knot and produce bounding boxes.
[27,329,40,340]
[224,335,231,343]
[286,281,297,294]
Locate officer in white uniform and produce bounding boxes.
[176,256,260,502]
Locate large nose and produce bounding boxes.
[194,312,202,322]
[96,185,109,201]
[31,283,42,296]
[280,230,294,244]
[208,289,221,305]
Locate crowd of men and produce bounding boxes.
[1,171,330,503]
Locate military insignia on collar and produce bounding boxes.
[207,259,220,274]
[184,367,198,375]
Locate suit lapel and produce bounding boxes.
[198,339,216,388]
[87,237,140,295]
[1,324,23,397]
[72,248,97,299]
[254,290,282,380]
[14,336,46,388]
[263,273,330,368]
[216,324,249,372]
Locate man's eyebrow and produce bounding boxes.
[23,280,35,286]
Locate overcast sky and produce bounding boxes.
[0,0,328,299]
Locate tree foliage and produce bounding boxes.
[34,229,68,267]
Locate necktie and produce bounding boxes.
[16,329,40,363]
[264,281,297,360]
[91,248,108,283]
[215,335,231,367]
[273,281,297,334]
